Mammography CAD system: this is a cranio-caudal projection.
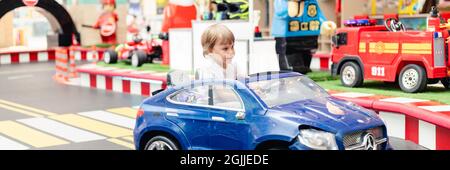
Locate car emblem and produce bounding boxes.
[362,133,377,150]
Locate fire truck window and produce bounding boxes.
[336,32,347,45]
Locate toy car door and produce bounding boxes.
[165,85,212,149]
[207,84,251,150]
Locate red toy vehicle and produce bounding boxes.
[103,35,162,67]
[331,9,450,93]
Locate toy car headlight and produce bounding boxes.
[298,128,338,150]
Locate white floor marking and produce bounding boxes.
[0,135,29,150]
[18,117,106,143]
[7,74,33,80]
[78,111,135,129]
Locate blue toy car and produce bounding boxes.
[133,72,392,150]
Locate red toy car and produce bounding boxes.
[331,10,450,93]
[103,35,162,67]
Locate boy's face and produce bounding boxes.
[104,4,115,12]
[211,42,235,65]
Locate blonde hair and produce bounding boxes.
[201,24,235,56]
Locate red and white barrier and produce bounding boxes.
[311,53,332,71]
[76,64,167,96]
[378,111,450,150]
[54,48,78,83]
[70,46,106,62]
[330,91,450,150]
[0,49,55,64]
[55,48,70,82]
[0,46,107,64]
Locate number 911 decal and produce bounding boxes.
[371,66,385,77]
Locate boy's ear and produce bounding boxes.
[203,49,211,56]
[206,48,213,55]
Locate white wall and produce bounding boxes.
[169,28,193,72]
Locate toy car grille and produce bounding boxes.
[343,127,384,150]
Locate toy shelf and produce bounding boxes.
[369,14,429,19]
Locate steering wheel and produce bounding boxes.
[384,18,406,32]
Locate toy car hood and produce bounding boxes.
[267,97,384,133]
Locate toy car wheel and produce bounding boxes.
[398,64,427,93]
[131,50,147,67]
[144,136,179,150]
[340,62,363,87]
[103,49,118,64]
[148,46,162,63]
[441,77,450,89]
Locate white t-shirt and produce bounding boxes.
[196,56,246,80]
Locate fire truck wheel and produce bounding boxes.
[131,50,147,67]
[340,62,363,87]
[441,78,450,89]
[103,49,118,64]
[398,64,427,93]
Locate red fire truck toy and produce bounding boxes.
[331,8,450,93]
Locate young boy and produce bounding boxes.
[194,24,246,108]
[196,24,245,80]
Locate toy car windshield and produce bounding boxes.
[247,75,329,107]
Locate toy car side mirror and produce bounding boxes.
[331,35,339,48]
[235,111,246,120]
[332,32,347,48]
[152,89,165,96]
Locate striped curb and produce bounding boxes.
[0,46,105,65]
[76,64,167,96]
[0,49,56,64]
[329,91,450,150]
[70,46,106,62]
